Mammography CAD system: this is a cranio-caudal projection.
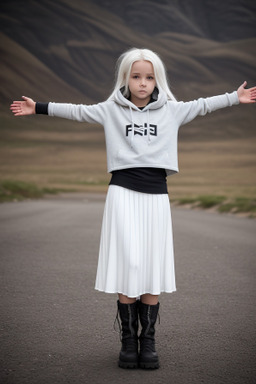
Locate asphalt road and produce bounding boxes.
[0,194,255,384]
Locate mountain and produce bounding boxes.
[0,0,255,138]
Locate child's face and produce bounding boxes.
[128,60,156,107]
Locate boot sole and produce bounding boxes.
[139,361,159,369]
[118,361,138,369]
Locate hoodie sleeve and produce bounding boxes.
[172,91,239,126]
[48,102,106,125]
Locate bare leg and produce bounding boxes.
[140,294,159,305]
[118,293,159,304]
[118,293,136,304]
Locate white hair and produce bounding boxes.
[108,48,176,101]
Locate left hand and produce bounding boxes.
[237,81,256,104]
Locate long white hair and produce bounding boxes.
[108,48,176,101]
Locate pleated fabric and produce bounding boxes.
[95,185,176,298]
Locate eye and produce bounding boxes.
[147,76,154,80]
[132,75,139,79]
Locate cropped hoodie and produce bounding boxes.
[48,87,239,176]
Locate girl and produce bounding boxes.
[10,48,256,370]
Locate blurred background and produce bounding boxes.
[0,0,256,208]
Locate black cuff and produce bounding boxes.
[35,102,49,114]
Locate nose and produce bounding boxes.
[140,78,146,87]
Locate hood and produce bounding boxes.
[113,86,168,111]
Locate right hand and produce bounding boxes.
[10,96,36,116]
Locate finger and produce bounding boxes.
[10,104,22,111]
[22,96,29,101]
[11,101,23,106]
[11,109,23,116]
[10,107,19,113]
[10,105,24,115]
[242,81,247,88]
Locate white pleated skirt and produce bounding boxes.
[95,185,176,298]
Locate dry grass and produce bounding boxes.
[169,138,256,200]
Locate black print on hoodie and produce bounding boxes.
[126,123,157,137]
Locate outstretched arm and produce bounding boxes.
[10,96,36,116]
[173,81,255,126]
[10,96,106,125]
[237,81,256,103]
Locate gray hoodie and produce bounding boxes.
[48,87,239,176]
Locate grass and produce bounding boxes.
[218,197,256,215]
[177,195,226,208]
[0,180,64,202]
[174,195,256,217]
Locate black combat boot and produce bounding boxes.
[139,301,160,369]
[117,300,139,369]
